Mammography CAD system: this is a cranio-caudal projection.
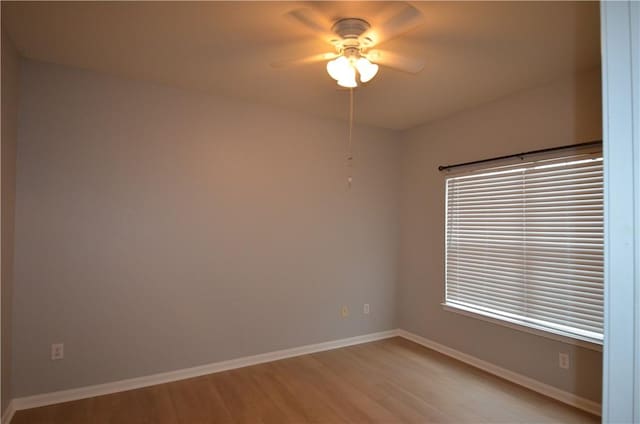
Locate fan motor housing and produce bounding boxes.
[331,18,371,49]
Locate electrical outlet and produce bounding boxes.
[364,304,370,314]
[341,305,349,317]
[51,343,64,360]
[559,352,570,369]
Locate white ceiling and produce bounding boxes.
[2,1,600,130]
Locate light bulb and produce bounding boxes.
[326,56,350,81]
[356,58,379,83]
[337,65,357,88]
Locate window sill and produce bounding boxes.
[441,302,603,352]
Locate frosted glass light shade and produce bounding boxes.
[326,56,351,81]
[337,65,357,88]
[327,55,379,87]
[356,58,379,83]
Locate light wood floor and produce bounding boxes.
[12,337,598,424]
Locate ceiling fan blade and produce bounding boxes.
[270,52,338,69]
[285,8,336,43]
[366,49,425,74]
[360,3,423,47]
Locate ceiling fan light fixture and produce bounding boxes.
[327,55,379,87]
[326,56,351,81]
[337,65,357,88]
[356,57,379,83]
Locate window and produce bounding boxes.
[444,150,603,344]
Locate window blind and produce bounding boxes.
[445,151,604,342]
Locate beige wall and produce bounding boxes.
[1,30,20,414]
[397,68,603,402]
[12,60,400,397]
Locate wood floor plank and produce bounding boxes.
[12,337,600,423]
[241,362,311,423]
[166,375,233,424]
[10,399,91,424]
[269,355,366,423]
[266,359,352,423]
[292,354,401,423]
[87,384,178,424]
[312,346,453,423]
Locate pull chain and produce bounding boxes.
[347,87,354,189]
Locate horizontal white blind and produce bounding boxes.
[445,152,604,342]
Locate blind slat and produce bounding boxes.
[448,249,603,269]
[447,287,603,325]
[448,265,604,293]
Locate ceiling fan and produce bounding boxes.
[272,2,426,88]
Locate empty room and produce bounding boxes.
[1,1,639,423]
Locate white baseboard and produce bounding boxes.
[396,329,602,417]
[10,330,397,413]
[1,401,15,424]
[6,328,601,421]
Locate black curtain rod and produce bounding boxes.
[437,140,602,172]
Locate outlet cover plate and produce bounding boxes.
[559,352,570,369]
[51,343,64,360]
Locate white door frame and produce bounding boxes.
[601,1,640,422]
